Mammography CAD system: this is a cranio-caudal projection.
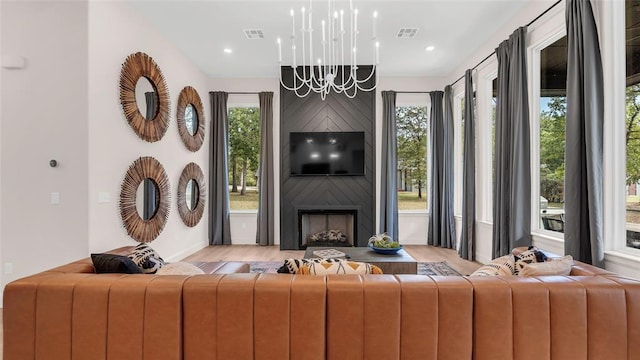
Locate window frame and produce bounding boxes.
[453,90,465,217]
[528,27,567,240]
[227,103,261,213]
[395,99,431,214]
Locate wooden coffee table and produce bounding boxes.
[304,246,418,274]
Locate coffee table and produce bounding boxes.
[304,246,418,274]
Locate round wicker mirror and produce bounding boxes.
[120,157,170,242]
[176,86,205,151]
[119,52,170,143]
[177,162,206,227]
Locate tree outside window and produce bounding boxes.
[228,107,260,210]
[396,106,428,210]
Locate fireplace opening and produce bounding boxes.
[298,209,357,249]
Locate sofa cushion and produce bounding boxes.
[519,255,574,276]
[91,253,142,274]
[299,260,383,275]
[128,243,165,274]
[277,258,342,274]
[470,255,516,276]
[156,262,205,275]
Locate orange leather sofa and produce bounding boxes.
[4,253,639,359]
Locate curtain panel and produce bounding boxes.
[459,70,476,260]
[564,0,605,267]
[209,91,232,245]
[492,27,532,258]
[428,89,456,249]
[379,91,399,241]
[256,92,275,246]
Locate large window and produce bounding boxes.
[396,106,429,210]
[228,107,260,210]
[626,0,640,249]
[539,36,567,234]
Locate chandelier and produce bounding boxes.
[277,0,379,100]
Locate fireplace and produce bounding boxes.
[298,209,357,249]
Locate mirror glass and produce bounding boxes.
[185,179,199,211]
[135,77,158,120]
[135,178,160,220]
[185,104,198,135]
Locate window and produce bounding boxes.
[228,107,260,210]
[539,36,567,234]
[626,0,640,249]
[396,106,429,210]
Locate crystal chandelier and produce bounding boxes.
[277,0,379,100]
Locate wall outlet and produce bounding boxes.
[5,262,13,274]
[51,192,60,205]
[98,192,110,203]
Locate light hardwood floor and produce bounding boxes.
[183,244,482,275]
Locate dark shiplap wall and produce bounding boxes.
[280,66,376,249]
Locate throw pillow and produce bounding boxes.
[128,243,165,274]
[156,262,205,275]
[518,255,573,276]
[470,255,516,276]
[513,246,548,275]
[277,258,341,274]
[299,260,383,275]
[91,253,142,274]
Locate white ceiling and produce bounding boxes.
[129,0,534,79]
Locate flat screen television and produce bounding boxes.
[290,131,365,176]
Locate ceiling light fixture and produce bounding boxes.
[277,0,379,100]
[224,48,233,54]
[425,46,435,51]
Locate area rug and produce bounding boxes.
[249,261,462,276]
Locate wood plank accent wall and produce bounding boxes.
[280,66,376,249]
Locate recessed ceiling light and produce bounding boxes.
[425,46,435,51]
[224,48,233,54]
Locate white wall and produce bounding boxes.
[88,2,210,261]
[1,1,89,292]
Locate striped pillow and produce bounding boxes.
[299,260,383,275]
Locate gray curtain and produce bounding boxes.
[209,92,232,245]
[256,92,275,246]
[492,27,532,258]
[459,70,476,260]
[428,89,456,248]
[379,91,399,241]
[565,0,604,267]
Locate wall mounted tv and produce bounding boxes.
[290,131,365,176]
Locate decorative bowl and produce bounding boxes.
[369,244,403,255]
[632,240,640,248]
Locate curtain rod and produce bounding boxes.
[394,91,432,94]
[449,0,563,88]
[209,91,261,95]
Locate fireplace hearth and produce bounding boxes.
[298,209,357,249]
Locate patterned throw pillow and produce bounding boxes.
[91,253,142,274]
[277,258,342,274]
[128,243,165,274]
[299,260,383,275]
[513,246,548,275]
[469,255,516,276]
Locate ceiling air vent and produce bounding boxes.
[243,29,265,40]
[396,28,419,39]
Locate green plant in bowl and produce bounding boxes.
[368,233,400,248]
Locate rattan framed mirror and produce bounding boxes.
[119,52,170,143]
[120,156,170,242]
[177,162,206,227]
[176,86,205,152]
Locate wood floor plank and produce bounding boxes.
[182,245,482,275]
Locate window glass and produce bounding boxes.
[228,107,261,210]
[539,36,567,234]
[396,106,429,210]
[626,0,640,248]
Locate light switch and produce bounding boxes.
[51,192,60,205]
[98,192,110,203]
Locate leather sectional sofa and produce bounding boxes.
[3,249,639,359]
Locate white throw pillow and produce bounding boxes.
[518,255,573,276]
[155,262,205,275]
[469,255,515,276]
